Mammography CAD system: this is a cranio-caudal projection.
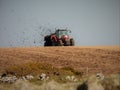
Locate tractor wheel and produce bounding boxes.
[70,38,75,46]
[51,41,55,46]
[44,41,48,46]
[59,40,63,46]
[64,41,70,46]
[44,41,52,46]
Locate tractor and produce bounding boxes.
[44,29,75,46]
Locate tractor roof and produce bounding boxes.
[57,29,67,31]
[56,29,71,32]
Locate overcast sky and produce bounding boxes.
[0,0,120,47]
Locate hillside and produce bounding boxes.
[0,46,120,75]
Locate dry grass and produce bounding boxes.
[5,62,56,76]
[0,74,119,90]
[4,62,82,77]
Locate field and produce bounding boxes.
[0,46,120,75]
[0,46,120,90]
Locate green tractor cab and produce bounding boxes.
[55,29,71,38]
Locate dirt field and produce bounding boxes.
[0,46,120,75]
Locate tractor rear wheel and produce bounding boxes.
[70,38,75,46]
[64,40,70,46]
[51,41,56,46]
[44,41,51,46]
[44,42,47,46]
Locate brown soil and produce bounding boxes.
[0,46,120,75]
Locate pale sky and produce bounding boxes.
[0,0,120,47]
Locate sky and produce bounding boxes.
[0,0,120,47]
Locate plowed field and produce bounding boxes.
[0,46,120,75]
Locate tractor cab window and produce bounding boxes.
[59,31,68,38]
[55,30,68,38]
[60,31,68,36]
